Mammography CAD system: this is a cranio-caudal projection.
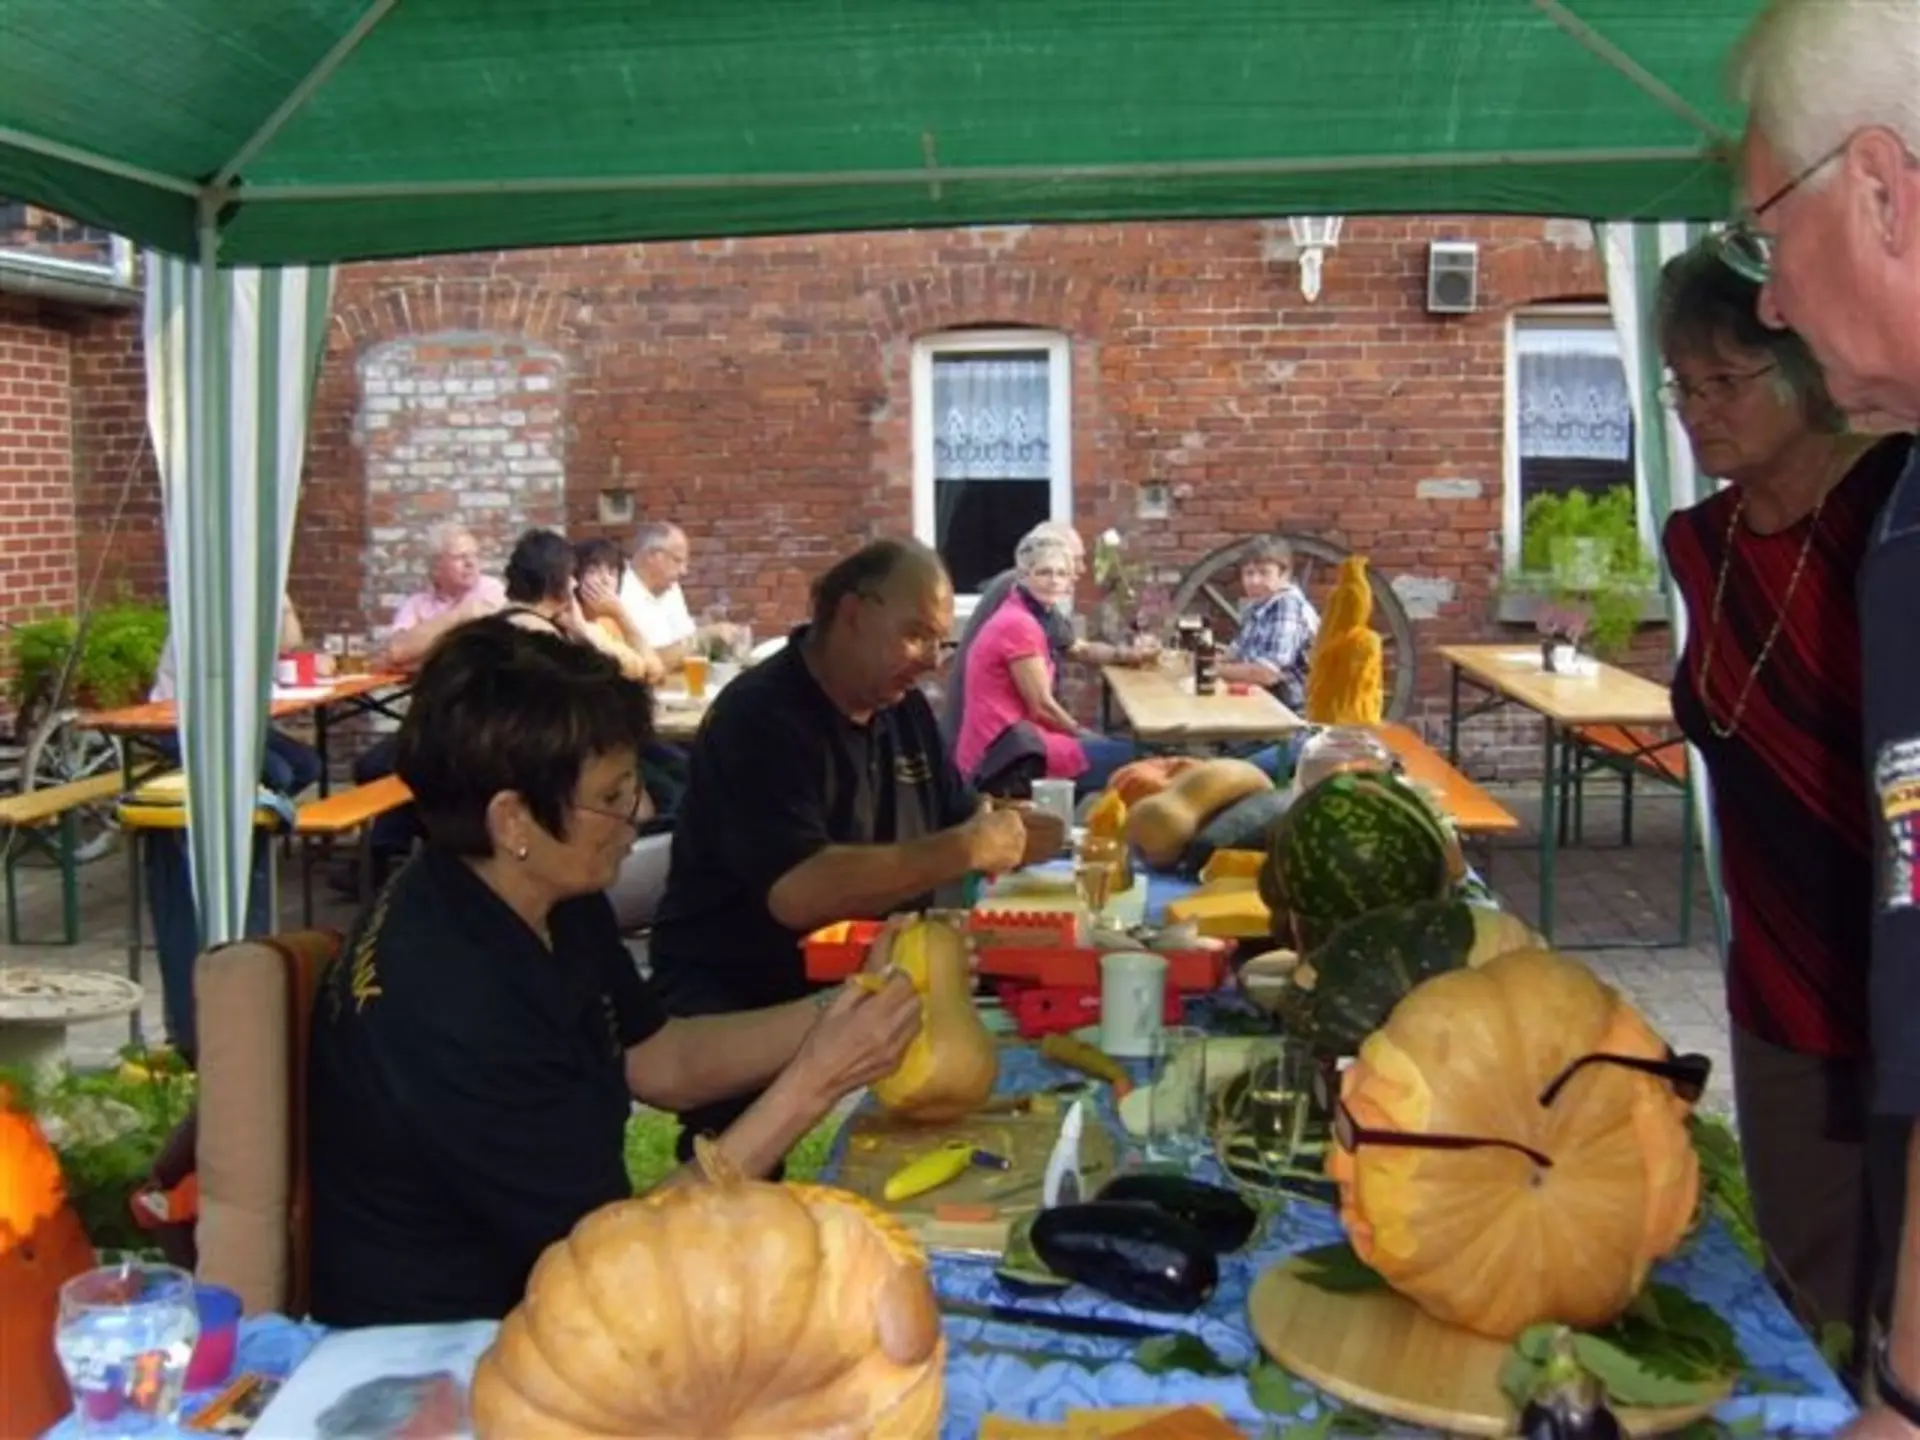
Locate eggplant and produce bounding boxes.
[1029,1201,1218,1312]
[1519,1332,1624,1440]
[1094,1173,1259,1253]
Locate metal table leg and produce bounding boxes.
[1446,664,1462,767]
[1537,719,1560,946]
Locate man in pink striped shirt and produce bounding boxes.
[378,523,507,673]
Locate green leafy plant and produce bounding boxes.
[1508,487,1656,659]
[2,1046,196,1255]
[7,602,169,714]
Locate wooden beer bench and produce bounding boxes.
[1,773,124,944]
[293,775,413,925]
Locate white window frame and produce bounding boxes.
[910,329,1074,609]
[1501,304,1653,572]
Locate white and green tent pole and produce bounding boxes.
[141,219,334,952]
[1593,219,1732,958]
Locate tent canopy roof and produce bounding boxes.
[0,0,1750,266]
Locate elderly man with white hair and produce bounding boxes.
[617,519,743,667]
[375,522,507,673]
[1733,3,1920,1428]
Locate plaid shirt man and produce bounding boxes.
[1228,584,1320,709]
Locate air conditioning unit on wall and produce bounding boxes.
[1426,240,1479,314]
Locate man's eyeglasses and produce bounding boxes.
[1536,1049,1711,1109]
[1657,364,1778,410]
[571,790,655,831]
[1716,138,1850,284]
[1312,1063,1554,1169]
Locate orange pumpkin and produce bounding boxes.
[1326,948,1699,1341]
[1109,756,1203,807]
[469,1139,945,1437]
[0,1085,98,1439]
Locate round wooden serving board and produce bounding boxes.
[1247,1259,1730,1437]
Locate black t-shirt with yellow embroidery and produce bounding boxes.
[307,846,667,1327]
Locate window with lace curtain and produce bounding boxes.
[1503,311,1641,567]
[911,330,1073,596]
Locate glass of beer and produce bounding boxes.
[683,654,709,700]
[1074,835,1126,925]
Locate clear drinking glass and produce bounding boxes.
[1074,835,1124,925]
[1147,1026,1211,1164]
[55,1262,200,1435]
[1216,1037,1313,1195]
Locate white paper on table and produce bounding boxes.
[247,1320,499,1439]
[271,685,335,702]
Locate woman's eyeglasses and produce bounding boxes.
[571,790,655,831]
[1657,364,1777,410]
[1315,1047,1711,1170]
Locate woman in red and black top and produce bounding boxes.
[1659,241,1911,1363]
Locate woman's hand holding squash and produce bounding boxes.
[789,975,922,1108]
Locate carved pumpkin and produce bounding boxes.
[871,915,998,1122]
[1326,948,1699,1340]
[468,1139,944,1438]
[1303,556,1385,726]
[0,1085,98,1439]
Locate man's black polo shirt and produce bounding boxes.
[649,627,977,1017]
[307,846,666,1328]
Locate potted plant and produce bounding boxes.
[7,602,169,722]
[1507,487,1656,660]
[1535,600,1591,673]
[1090,528,1141,645]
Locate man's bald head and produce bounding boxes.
[810,537,951,632]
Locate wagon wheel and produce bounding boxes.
[22,707,123,863]
[1168,532,1419,723]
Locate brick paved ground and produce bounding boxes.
[2,776,1730,1113]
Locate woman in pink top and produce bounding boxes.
[954,536,1135,798]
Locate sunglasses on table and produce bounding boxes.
[1314,1048,1711,1170]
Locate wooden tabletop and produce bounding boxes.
[80,671,410,733]
[1102,663,1302,744]
[1369,722,1519,835]
[1436,644,1674,728]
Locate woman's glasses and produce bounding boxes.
[1316,1047,1712,1170]
[571,789,655,831]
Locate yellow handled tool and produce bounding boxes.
[883,1141,1010,1202]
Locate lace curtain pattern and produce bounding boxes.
[933,353,1051,480]
[1515,326,1633,462]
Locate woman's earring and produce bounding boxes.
[515,844,530,860]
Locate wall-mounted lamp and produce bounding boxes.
[1287,215,1345,302]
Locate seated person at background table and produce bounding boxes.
[618,519,745,668]
[574,536,668,686]
[941,520,1155,748]
[649,537,1059,1166]
[373,522,507,675]
[953,531,1138,800]
[144,593,321,1062]
[307,619,920,1328]
[1218,536,1319,712]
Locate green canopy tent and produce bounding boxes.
[0,0,1755,973]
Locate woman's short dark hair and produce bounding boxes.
[395,616,654,857]
[504,528,576,604]
[1656,243,1846,432]
[574,536,626,577]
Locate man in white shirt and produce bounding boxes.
[617,520,741,665]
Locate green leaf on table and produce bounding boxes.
[1817,1320,1856,1375]
[1247,1361,1316,1416]
[1594,1283,1744,1382]
[1497,1344,1546,1410]
[1289,1242,1388,1294]
[1570,1333,1728,1408]
[1131,1333,1235,1377]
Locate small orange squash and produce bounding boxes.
[1125,758,1274,870]
[1109,756,1203,807]
[0,1085,98,1439]
[469,1139,944,1437]
[1326,948,1699,1341]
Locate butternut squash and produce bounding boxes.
[1108,756,1203,807]
[1304,555,1385,726]
[1125,758,1274,870]
[870,916,998,1123]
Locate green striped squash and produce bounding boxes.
[1258,770,1462,951]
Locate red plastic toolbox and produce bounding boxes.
[800,914,1231,993]
[995,981,1186,1039]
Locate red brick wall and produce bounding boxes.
[46,215,1664,775]
[0,295,78,727]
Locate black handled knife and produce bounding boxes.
[939,1299,1174,1341]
